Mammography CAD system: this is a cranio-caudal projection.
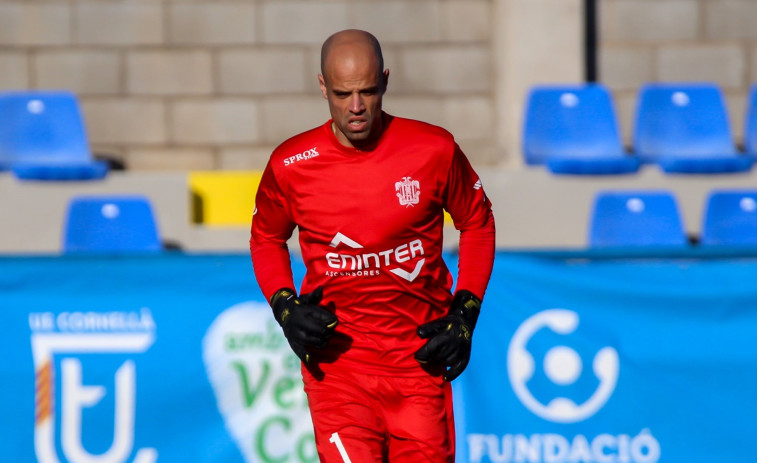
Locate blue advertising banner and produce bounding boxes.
[2,251,757,462]
[455,252,757,463]
[0,253,310,463]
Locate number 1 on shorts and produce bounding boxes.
[329,432,352,463]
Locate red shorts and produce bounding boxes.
[302,367,455,462]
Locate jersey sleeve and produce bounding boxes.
[250,161,297,302]
[443,143,496,300]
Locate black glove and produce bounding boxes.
[270,286,338,364]
[414,290,481,381]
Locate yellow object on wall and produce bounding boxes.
[189,170,456,226]
[188,171,263,226]
[444,211,453,225]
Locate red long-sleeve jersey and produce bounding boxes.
[250,113,495,376]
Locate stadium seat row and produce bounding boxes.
[64,189,757,253]
[62,196,162,254]
[589,189,757,247]
[0,91,107,180]
[5,84,755,179]
[524,82,757,175]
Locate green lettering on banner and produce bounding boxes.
[297,432,318,463]
[273,376,298,409]
[224,320,286,352]
[231,360,270,408]
[284,352,300,371]
[256,416,290,463]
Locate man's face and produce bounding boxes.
[319,51,389,150]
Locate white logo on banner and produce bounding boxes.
[507,309,619,423]
[29,309,158,463]
[202,302,317,463]
[466,309,661,463]
[467,309,661,463]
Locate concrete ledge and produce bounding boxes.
[3,166,757,254]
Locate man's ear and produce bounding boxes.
[381,69,390,94]
[318,74,328,99]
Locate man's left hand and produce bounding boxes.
[414,290,481,381]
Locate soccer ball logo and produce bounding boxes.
[507,309,619,423]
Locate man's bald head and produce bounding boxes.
[317,30,389,149]
[320,29,384,83]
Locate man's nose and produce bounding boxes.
[349,94,364,113]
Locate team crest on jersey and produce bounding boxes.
[395,176,420,207]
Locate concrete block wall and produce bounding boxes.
[4,1,749,172]
[599,0,757,148]
[0,0,497,171]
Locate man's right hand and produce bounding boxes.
[270,286,338,364]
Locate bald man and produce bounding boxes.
[250,29,495,461]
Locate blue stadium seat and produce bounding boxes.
[633,83,752,174]
[589,190,688,248]
[0,91,108,180]
[745,84,757,158]
[522,84,639,174]
[701,190,757,246]
[63,196,162,254]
